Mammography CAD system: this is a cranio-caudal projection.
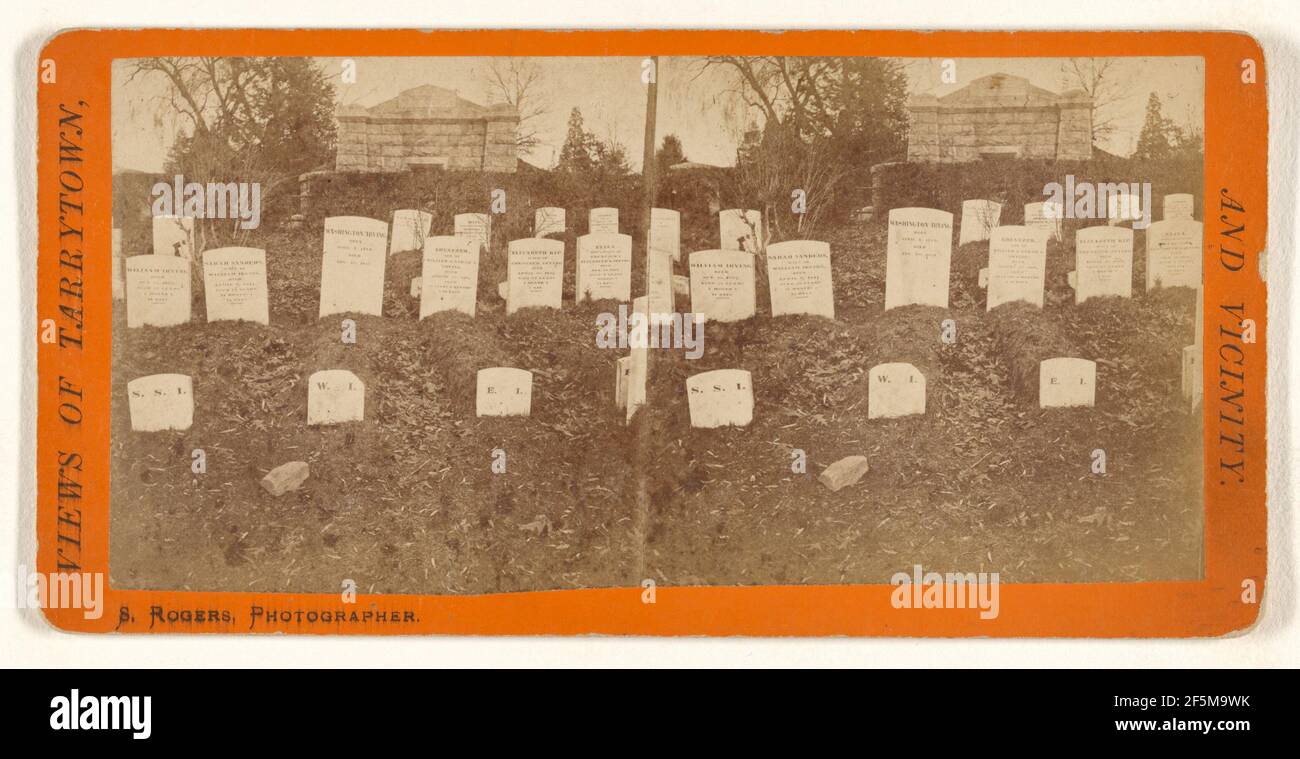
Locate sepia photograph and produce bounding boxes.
[107,52,1207,599]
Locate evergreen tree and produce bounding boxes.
[1133,92,1174,159]
[557,107,593,173]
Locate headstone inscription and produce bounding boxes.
[689,250,756,323]
[506,238,564,315]
[986,226,1047,311]
[885,208,953,310]
[318,216,388,318]
[1145,219,1203,291]
[575,233,632,302]
[766,240,835,318]
[1038,357,1097,408]
[476,368,533,417]
[1073,226,1133,303]
[419,235,480,318]
[867,362,926,419]
[686,369,754,428]
[203,247,269,324]
[307,369,366,425]
[125,255,191,328]
[127,373,194,432]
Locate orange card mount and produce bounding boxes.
[35,29,1267,636]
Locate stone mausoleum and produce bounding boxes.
[906,74,1093,162]
[335,85,518,173]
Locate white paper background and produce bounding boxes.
[3,0,1296,668]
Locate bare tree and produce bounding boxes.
[484,58,548,154]
[1058,58,1135,145]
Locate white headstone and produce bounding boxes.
[987,226,1047,311]
[689,250,756,323]
[867,362,926,419]
[575,233,632,302]
[1145,219,1203,291]
[202,247,269,324]
[1073,226,1133,304]
[125,255,191,328]
[645,248,675,324]
[589,207,619,235]
[476,368,532,417]
[686,369,754,429]
[958,200,1001,246]
[307,369,365,425]
[319,216,388,318]
[1106,192,1143,226]
[885,207,953,310]
[506,238,564,314]
[719,209,762,253]
[1181,345,1202,407]
[649,208,682,262]
[615,356,632,411]
[534,207,566,238]
[127,373,193,432]
[1164,193,1195,221]
[626,296,649,423]
[410,277,421,298]
[111,228,125,301]
[454,213,491,252]
[389,209,433,255]
[419,235,480,318]
[1038,358,1096,408]
[152,214,194,259]
[1023,201,1063,242]
[766,240,835,319]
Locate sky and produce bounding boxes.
[112,55,1203,174]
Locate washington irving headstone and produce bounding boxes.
[319,216,388,318]
[885,207,953,310]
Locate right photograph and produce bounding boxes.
[643,55,1206,587]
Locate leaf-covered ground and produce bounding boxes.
[110,219,1202,594]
